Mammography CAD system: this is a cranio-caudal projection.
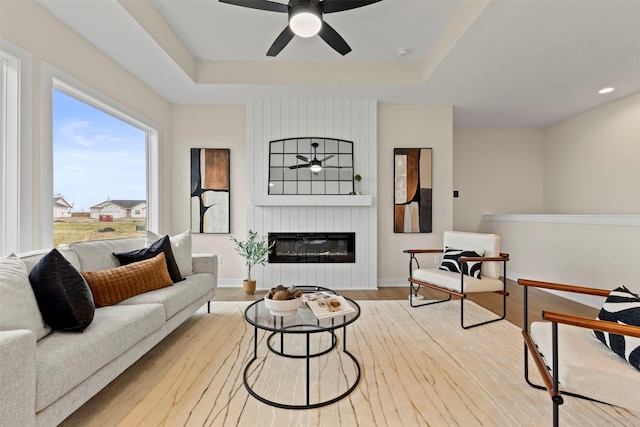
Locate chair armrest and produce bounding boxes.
[191,254,218,295]
[192,253,217,275]
[460,252,509,263]
[403,249,443,254]
[518,278,610,297]
[542,311,640,338]
[0,330,37,426]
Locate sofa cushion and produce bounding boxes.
[0,254,51,340]
[593,286,640,370]
[69,237,146,272]
[439,247,484,279]
[18,247,81,274]
[117,273,214,320]
[114,235,183,283]
[28,249,95,332]
[147,230,193,276]
[82,253,173,307]
[34,303,165,412]
[531,321,640,412]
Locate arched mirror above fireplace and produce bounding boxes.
[268,137,354,195]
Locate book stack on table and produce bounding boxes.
[302,291,356,319]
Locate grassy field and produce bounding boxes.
[53,219,146,247]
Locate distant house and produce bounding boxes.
[53,196,73,218]
[90,200,146,219]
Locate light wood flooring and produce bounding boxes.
[213,279,599,329]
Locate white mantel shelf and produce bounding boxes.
[251,194,372,207]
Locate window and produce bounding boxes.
[52,86,151,246]
[0,45,28,256]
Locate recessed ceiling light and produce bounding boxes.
[598,87,615,94]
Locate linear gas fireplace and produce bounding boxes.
[268,232,355,264]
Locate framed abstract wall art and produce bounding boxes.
[190,148,230,234]
[394,148,432,233]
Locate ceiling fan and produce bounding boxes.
[219,0,382,57]
[289,142,335,173]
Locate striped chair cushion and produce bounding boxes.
[593,286,640,370]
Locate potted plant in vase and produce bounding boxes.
[354,173,362,195]
[230,230,274,295]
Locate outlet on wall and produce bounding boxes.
[218,255,222,265]
[434,255,440,265]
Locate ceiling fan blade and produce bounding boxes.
[296,154,310,162]
[219,0,288,13]
[318,21,351,56]
[289,164,311,169]
[319,0,382,14]
[318,154,335,163]
[267,26,295,57]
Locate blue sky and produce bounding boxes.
[53,90,146,212]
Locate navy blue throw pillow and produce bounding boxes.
[28,248,95,332]
[593,286,640,370]
[113,235,183,283]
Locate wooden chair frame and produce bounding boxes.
[519,278,640,427]
[405,249,510,329]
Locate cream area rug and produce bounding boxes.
[61,300,639,426]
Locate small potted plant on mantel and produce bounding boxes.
[230,230,274,295]
[354,173,362,195]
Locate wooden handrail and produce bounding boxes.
[408,278,464,298]
[404,251,509,262]
[518,278,611,297]
[460,253,509,263]
[542,311,640,338]
[403,249,443,254]
[522,330,562,402]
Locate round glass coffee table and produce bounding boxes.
[243,286,361,409]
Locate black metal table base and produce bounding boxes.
[243,324,361,409]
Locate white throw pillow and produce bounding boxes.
[146,230,193,276]
[0,254,52,340]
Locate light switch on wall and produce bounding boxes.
[435,205,443,214]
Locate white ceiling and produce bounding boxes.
[37,0,640,127]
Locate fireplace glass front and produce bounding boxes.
[268,232,355,263]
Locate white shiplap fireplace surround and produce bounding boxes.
[247,100,377,290]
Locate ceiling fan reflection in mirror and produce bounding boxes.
[289,142,337,173]
[219,0,383,56]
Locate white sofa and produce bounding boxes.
[0,237,218,427]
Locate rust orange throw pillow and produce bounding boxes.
[82,253,173,307]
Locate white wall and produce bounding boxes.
[480,216,640,306]
[377,105,453,285]
[170,105,245,283]
[453,128,545,232]
[543,92,640,214]
[478,93,640,305]
[0,1,172,249]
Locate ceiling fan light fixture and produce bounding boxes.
[310,163,322,173]
[289,4,322,38]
